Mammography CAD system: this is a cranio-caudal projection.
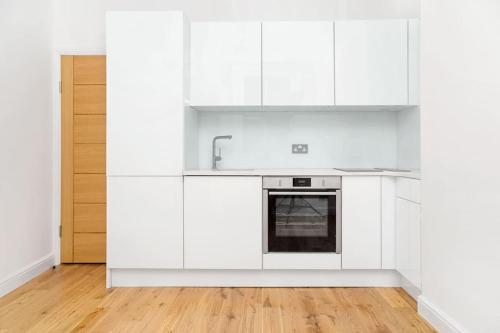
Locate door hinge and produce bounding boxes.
[59,225,62,238]
[59,81,62,93]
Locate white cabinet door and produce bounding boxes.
[190,22,261,108]
[381,176,396,269]
[184,176,262,269]
[408,19,420,105]
[262,22,335,106]
[335,20,408,105]
[396,198,421,288]
[107,12,185,176]
[107,177,183,269]
[342,176,381,269]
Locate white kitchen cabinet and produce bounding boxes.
[262,22,335,107]
[381,176,396,269]
[335,20,408,105]
[396,197,421,288]
[184,176,262,269]
[396,177,421,203]
[342,176,381,269]
[106,12,186,176]
[190,22,261,108]
[408,19,420,105]
[107,177,183,269]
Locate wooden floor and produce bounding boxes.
[0,265,435,332]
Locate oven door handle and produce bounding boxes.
[268,191,338,196]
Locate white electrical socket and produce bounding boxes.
[292,144,308,154]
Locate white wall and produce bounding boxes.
[0,0,54,295]
[195,111,399,169]
[420,0,500,331]
[51,0,419,52]
[397,107,420,170]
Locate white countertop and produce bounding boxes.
[183,168,420,179]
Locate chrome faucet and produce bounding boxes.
[212,135,232,169]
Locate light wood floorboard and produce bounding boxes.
[0,265,435,332]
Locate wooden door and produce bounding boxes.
[61,55,106,263]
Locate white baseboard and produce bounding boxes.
[400,274,421,300]
[418,296,468,333]
[109,269,400,288]
[0,254,54,297]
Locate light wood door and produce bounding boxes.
[61,55,106,263]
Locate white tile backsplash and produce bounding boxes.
[194,110,406,169]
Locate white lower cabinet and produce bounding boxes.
[107,177,183,269]
[342,176,382,269]
[396,197,421,288]
[381,176,397,269]
[184,176,263,269]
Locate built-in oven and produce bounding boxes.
[263,177,341,253]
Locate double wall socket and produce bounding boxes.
[292,144,308,154]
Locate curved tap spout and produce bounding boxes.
[212,135,233,169]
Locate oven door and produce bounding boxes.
[264,190,341,253]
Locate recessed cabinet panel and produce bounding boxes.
[335,20,408,105]
[342,176,382,269]
[190,22,261,107]
[262,22,335,106]
[107,177,183,269]
[184,176,262,269]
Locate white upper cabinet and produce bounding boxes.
[408,19,420,105]
[262,22,335,107]
[342,176,382,269]
[190,22,261,108]
[106,12,185,176]
[335,20,408,105]
[184,176,262,269]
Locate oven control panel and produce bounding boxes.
[263,176,341,189]
[292,178,311,187]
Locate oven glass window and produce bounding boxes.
[268,193,337,252]
[275,196,328,237]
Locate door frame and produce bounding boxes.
[53,49,105,265]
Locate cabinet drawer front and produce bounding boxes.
[74,174,106,203]
[74,144,106,173]
[74,115,106,144]
[74,233,106,263]
[74,204,106,232]
[74,85,106,114]
[396,177,420,203]
[74,56,106,84]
